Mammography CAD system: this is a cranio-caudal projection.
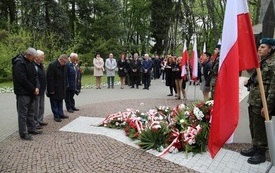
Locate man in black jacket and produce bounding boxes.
[12,47,42,141]
[47,54,69,122]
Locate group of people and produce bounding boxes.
[11,37,275,166]
[93,52,155,90]
[161,44,221,101]
[12,48,81,140]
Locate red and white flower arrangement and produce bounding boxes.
[99,100,214,156]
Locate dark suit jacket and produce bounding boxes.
[130,59,141,77]
[46,59,68,100]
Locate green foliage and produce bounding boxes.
[0,29,32,82]
[138,123,170,150]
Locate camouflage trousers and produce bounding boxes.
[248,105,268,148]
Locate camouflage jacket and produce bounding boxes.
[248,53,275,112]
[210,56,219,87]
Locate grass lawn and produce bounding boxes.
[0,74,120,88]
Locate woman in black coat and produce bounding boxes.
[117,53,128,89]
[200,52,212,100]
[165,56,177,96]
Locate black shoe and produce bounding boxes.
[143,88,146,90]
[247,151,266,164]
[39,122,48,126]
[72,108,79,111]
[36,125,43,129]
[240,147,257,157]
[60,115,69,119]
[20,134,33,141]
[130,86,134,89]
[54,118,62,122]
[67,109,74,113]
[167,94,173,96]
[28,130,43,135]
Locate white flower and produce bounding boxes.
[179,119,185,123]
[115,122,119,126]
[185,111,190,116]
[205,100,214,106]
[178,104,186,110]
[141,113,145,116]
[152,124,161,129]
[193,107,204,120]
[159,115,164,120]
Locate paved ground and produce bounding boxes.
[0,78,274,172]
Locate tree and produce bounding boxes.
[150,0,173,55]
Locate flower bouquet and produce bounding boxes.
[99,100,214,156]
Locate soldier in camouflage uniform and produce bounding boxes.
[240,38,275,164]
[210,44,221,99]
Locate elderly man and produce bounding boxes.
[65,53,80,113]
[12,47,42,140]
[141,54,152,90]
[33,50,48,129]
[47,54,69,122]
[105,53,117,89]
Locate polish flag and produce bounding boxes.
[200,42,206,63]
[190,37,198,81]
[181,40,189,80]
[208,0,259,158]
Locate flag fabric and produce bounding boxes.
[190,37,198,81]
[208,0,259,158]
[181,40,189,80]
[200,42,206,63]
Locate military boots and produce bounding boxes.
[240,146,267,164]
[247,148,267,164]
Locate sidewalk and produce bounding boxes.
[0,79,273,172]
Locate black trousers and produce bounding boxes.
[131,75,140,88]
[17,95,36,137]
[143,73,151,89]
[65,90,75,110]
[50,98,64,119]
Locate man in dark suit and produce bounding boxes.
[65,53,80,113]
[12,47,42,140]
[130,53,141,89]
[47,54,69,122]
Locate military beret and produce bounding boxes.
[215,44,221,49]
[260,38,275,47]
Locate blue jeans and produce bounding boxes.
[50,98,64,119]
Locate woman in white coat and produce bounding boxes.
[105,53,117,88]
[93,53,104,89]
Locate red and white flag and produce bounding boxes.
[181,40,189,80]
[208,0,259,158]
[190,37,198,81]
[200,42,206,63]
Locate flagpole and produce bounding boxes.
[256,68,270,121]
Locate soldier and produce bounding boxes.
[210,44,221,99]
[240,38,275,164]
